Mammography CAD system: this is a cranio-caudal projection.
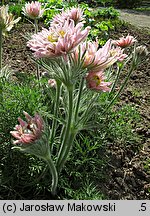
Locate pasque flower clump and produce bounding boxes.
[11,6,148,195]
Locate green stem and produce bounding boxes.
[34,19,40,82]
[102,60,136,115]
[56,86,73,172]
[74,77,84,122]
[109,55,132,99]
[109,65,122,96]
[45,154,58,196]
[34,19,38,34]
[57,131,76,174]
[0,29,2,70]
[50,81,61,152]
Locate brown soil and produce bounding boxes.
[103,25,150,199]
[2,22,150,200]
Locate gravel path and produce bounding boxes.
[118,9,150,30]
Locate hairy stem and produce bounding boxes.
[45,154,58,196]
[34,19,40,82]
[103,59,136,115]
[109,55,132,98]
[57,131,76,174]
[74,77,84,121]
[50,81,61,152]
[56,86,73,172]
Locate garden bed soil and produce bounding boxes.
[103,25,150,199]
[2,23,150,200]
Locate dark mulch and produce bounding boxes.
[2,22,150,200]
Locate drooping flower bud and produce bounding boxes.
[10,112,44,145]
[135,45,149,58]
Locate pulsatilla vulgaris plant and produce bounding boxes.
[10,7,148,195]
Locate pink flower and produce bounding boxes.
[10,112,44,145]
[112,34,137,48]
[109,47,128,62]
[22,1,44,19]
[51,7,84,26]
[74,39,127,72]
[27,19,90,58]
[67,7,84,24]
[86,71,111,92]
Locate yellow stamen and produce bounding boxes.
[93,75,101,86]
[59,30,66,37]
[109,49,117,57]
[47,34,58,42]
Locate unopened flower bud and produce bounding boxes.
[42,71,50,78]
[48,79,56,88]
[135,45,148,58]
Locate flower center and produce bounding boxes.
[109,49,117,57]
[47,34,58,42]
[93,75,101,86]
[59,30,66,37]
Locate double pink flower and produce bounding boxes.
[22,1,44,19]
[112,34,136,48]
[86,71,111,92]
[51,7,84,26]
[74,39,127,72]
[10,112,44,145]
[27,19,90,58]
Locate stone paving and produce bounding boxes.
[118,9,150,30]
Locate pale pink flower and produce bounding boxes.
[51,7,84,26]
[27,19,90,58]
[22,1,44,19]
[86,71,111,92]
[10,112,44,145]
[48,79,56,87]
[109,47,128,62]
[0,5,21,34]
[112,34,137,48]
[67,7,84,24]
[74,39,127,72]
